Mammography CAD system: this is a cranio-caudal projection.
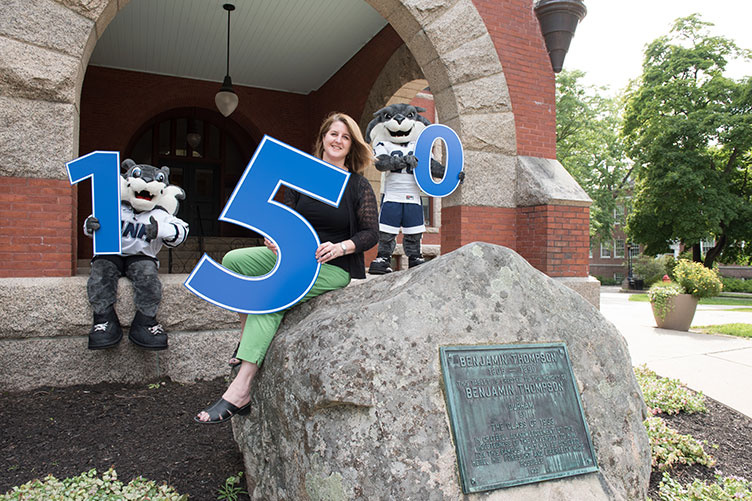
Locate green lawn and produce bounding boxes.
[628,294,752,307]
[693,323,752,338]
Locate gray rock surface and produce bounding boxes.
[232,243,650,500]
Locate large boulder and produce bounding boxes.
[232,243,650,500]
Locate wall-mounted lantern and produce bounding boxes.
[534,0,587,73]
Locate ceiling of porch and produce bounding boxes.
[89,0,389,95]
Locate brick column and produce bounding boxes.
[516,205,590,277]
[0,177,77,277]
[441,206,517,251]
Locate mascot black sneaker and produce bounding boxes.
[88,307,122,350]
[408,256,425,268]
[128,311,167,350]
[368,256,393,275]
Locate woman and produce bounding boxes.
[195,112,378,423]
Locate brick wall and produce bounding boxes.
[309,26,404,132]
[473,0,556,159]
[79,67,311,155]
[0,177,76,277]
[441,206,518,251]
[516,205,589,277]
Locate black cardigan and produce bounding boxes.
[284,172,378,279]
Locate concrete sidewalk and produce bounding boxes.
[598,286,752,418]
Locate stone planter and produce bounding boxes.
[651,294,699,331]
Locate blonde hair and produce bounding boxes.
[313,112,373,175]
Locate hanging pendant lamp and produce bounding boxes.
[215,3,239,117]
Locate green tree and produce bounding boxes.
[623,15,752,268]
[556,70,633,245]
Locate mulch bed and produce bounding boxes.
[1,378,751,499]
[0,378,249,500]
[648,396,752,499]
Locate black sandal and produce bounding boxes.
[228,342,241,367]
[194,397,250,424]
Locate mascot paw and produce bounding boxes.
[144,216,158,241]
[404,155,418,174]
[85,215,100,233]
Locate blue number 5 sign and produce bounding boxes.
[184,136,350,314]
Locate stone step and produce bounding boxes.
[0,274,239,391]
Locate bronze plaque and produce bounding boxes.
[440,343,598,493]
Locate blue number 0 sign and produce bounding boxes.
[184,136,350,314]
[413,124,464,198]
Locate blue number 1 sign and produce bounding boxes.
[66,151,121,255]
[184,136,350,314]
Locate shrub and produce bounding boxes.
[644,416,716,471]
[673,260,723,298]
[657,471,752,500]
[0,468,187,501]
[594,275,621,286]
[663,255,679,281]
[634,365,707,415]
[721,276,752,294]
[634,254,668,286]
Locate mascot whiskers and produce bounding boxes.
[84,159,189,350]
[365,103,450,274]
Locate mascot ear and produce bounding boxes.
[414,106,427,113]
[121,158,135,174]
[365,118,378,144]
[417,113,432,126]
[161,166,170,176]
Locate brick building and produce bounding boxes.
[2,0,595,294]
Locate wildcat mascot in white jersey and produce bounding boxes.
[83,159,189,350]
[365,103,447,274]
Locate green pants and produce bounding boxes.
[222,246,351,366]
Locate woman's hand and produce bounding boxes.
[263,238,278,255]
[316,241,347,263]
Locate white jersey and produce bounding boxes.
[84,204,189,259]
[374,141,421,205]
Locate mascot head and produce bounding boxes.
[120,159,185,215]
[365,103,432,146]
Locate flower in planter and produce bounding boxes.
[648,282,684,320]
[673,260,723,299]
[648,260,723,322]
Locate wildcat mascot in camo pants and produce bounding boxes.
[84,159,189,350]
[365,103,447,274]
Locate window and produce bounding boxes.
[628,242,640,258]
[614,239,625,259]
[600,242,611,259]
[614,205,625,226]
[701,239,716,255]
[420,195,433,227]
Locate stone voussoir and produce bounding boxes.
[0,36,79,103]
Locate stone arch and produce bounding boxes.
[2,0,516,209]
[359,44,425,131]
[366,0,518,209]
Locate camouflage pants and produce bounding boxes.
[87,255,162,317]
[377,231,422,260]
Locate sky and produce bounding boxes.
[564,0,752,93]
